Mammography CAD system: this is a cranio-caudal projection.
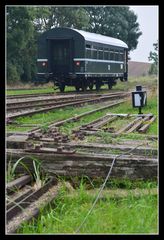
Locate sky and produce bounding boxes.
[129,5,158,63]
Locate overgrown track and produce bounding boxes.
[7,109,158,181]
[6,88,125,99]
[6,92,56,99]
[7,97,96,111]
[7,91,126,103]
[7,92,124,109]
[7,92,129,120]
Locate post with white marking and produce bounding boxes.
[132,85,147,114]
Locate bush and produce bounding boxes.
[148,63,158,75]
[7,62,20,84]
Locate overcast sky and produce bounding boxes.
[129,5,158,63]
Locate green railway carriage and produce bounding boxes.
[37,27,128,92]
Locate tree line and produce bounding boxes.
[7,6,143,84]
[148,41,158,75]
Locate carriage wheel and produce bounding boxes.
[82,85,87,92]
[96,83,101,91]
[108,83,113,90]
[89,83,94,90]
[59,84,65,92]
[75,86,80,92]
[81,82,87,92]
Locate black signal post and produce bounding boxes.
[132,85,147,115]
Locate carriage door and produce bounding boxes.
[49,39,72,76]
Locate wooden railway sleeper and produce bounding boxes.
[126,116,151,134]
[138,116,156,133]
[92,115,118,129]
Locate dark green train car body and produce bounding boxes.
[36,27,128,92]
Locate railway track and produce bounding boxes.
[7,133,157,156]
[7,97,96,111]
[7,92,99,102]
[7,92,122,108]
[7,93,128,120]
[7,91,126,103]
[6,175,60,233]
[73,113,156,135]
[6,92,56,99]
[6,100,125,139]
[6,88,124,99]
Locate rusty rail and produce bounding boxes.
[6,177,60,233]
[7,177,56,222]
[7,175,32,194]
[7,93,127,120]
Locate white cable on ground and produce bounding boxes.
[75,143,146,233]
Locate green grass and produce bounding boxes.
[6,76,157,95]
[6,86,86,95]
[107,94,157,116]
[59,108,115,135]
[6,87,55,95]
[7,126,35,132]
[7,101,121,133]
[17,180,158,234]
[104,116,135,132]
[114,75,157,91]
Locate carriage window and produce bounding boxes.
[86,44,91,48]
[86,44,92,58]
[86,49,91,58]
[98,47,103,59]
[115,52,119,61]
[120,50,124,61]
[104,48,109,60]
[104,51,108,60]
[110,49,114,60]
[98,50,103,59]
[92,46,98,59]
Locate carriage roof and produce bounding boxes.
[73,28,128,49]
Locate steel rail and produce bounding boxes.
[7,177,56,222]
[7,95,127,120]
[7,175,32,195]
[7,97,95,111]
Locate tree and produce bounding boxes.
[7,7,36,83]
[85,6,142,51]
[32,7,90,31]
[148,41,158,75]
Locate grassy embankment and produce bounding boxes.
[6,75,157,95]
[17,179,158,234]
